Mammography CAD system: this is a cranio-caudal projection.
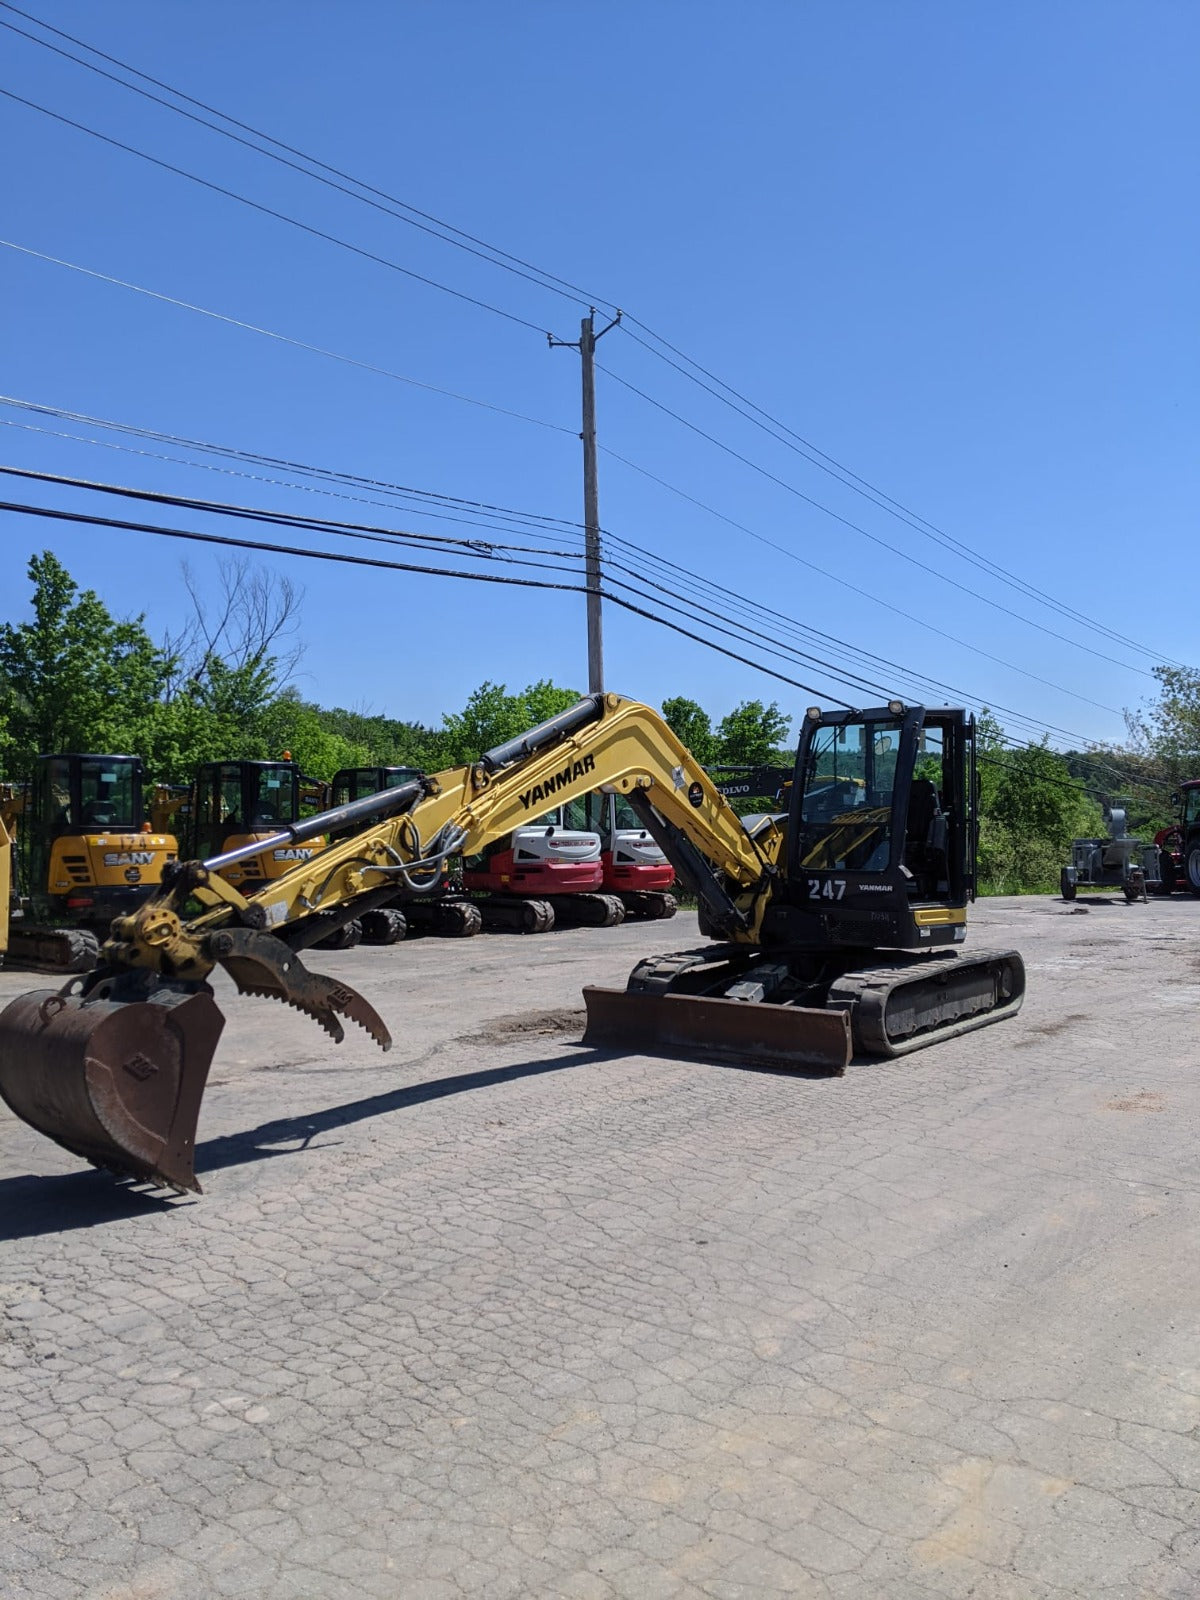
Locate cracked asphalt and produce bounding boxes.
[1,894,1199,1599]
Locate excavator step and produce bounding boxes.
[581,986,852,1073]
[0,982,225,1192]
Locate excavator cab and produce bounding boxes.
[766,703,976,950]
[23,754,177,930]
[329,766,423,818]
[190,760,325,889]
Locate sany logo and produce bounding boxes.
[272,846,316,861]
[103,851,154,867]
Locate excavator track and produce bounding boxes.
[826,948,1025,1056]
[359,908,408,945]
[4,925,100,975]
[618,890,678,921]
[403,897,484,938]
[583,946,1025,1071]
[552,893,626,929]
[477,896,556,934]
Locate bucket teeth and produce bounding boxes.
[208,929,392,1053]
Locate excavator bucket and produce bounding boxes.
[581,986,852,1074]
[0,985,225,1192]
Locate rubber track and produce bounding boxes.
[827,948,1026,1057]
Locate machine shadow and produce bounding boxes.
[0,1046,596,1238]
[0,1042,840,1241]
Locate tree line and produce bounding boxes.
[2,552,1195,895]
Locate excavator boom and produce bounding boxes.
[0,693,1023,1191]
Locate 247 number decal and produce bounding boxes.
[807,878,846,900]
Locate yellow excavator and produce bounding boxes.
[0,695,1024,1192]
[2,755,179,972]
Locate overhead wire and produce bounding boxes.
[8,489,1163,790]
[0,1,614,314]
[617,318,1178,667]
[599,362,1155,680]
[0,465,587,571]
[0,242,571,436]
[0,393,1127,746]
[0,396,580,530]
[0,462,1126,745]
[1,2,1177,679]
[0,88,555,336]
[600,443,1128,717]
[0,494,853,705]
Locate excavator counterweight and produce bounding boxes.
[0,693,1025,1193]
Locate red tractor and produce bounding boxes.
[1154,778,1200,895]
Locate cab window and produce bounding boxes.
[78,760,136,830]
[796,719,897,871]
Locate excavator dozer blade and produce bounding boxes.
[0,985,225,1192]
[581,986,852,1075]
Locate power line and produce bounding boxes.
[0,241,571,437]
[0,494,852,705]
[0,496,592,594]
[0,1,614,314]
[599,361,1155,681]
[0,465,586,572]
[600,443,1128,718]
[0,392,1124,746]
[0,467,1126,744]
[0,87,555,336]
[3,1,1174,677]
[7,481,1171,768]
[0,394,579,526]
[618,318,1177,667]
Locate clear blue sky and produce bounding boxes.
[2,1,1196,750]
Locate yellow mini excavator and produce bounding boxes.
[0,695,1024,1192]
[2,754,179,972]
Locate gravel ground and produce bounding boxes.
[1,895,1198,1599]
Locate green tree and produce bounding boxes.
[439,679,580,766]
[255,692,373,781]
[714,699,791,767]
[661,696,715,764]
[0,551,173,773]
[975,711,1102,893]
[1124,664,1200,789]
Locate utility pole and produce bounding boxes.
[550,307,621,694]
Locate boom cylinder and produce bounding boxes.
[202,780,426,873]
[479,696,605,774]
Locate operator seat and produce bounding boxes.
[904,778,947,898]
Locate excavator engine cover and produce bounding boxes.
[0,983,225,1192]
[582,986,852,1074]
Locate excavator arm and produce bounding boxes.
[0,695,779,1191]
[104,694,778,985]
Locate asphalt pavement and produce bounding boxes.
[1,895,1198,1598]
